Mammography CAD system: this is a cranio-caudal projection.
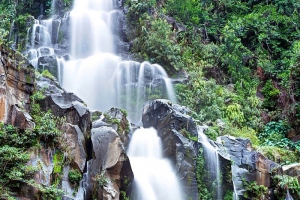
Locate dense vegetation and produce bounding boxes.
[125,0,300,164]
[0,86,66,199]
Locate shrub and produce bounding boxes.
[242,180,268,200]
[68,169,82,185]
[273,175,300,199]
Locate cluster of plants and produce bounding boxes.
[125,1,300,198]
[195,148,212,200]
[242,179,268,200]
[272,175,300,199]
[257,121,300,164]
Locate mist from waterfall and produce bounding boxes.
[128,128,184,200]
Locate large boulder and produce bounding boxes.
[142,99,199,199]
[62,123,87,171]
[85,123,134,200]
[36,76,91,135]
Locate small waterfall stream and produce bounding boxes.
[197,126,222,199]
[128,127,183,200]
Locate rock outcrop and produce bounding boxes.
[219,136,280,199]
[283,163,300,183]
[36,76,91,135]
[141,99,286,200]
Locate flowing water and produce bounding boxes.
[26,0,182,198]
[128,128,183,200]
[197,125,222,199]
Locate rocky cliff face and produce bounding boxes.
[0,44,134,199]
[0,45,35,129]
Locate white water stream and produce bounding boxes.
[197,125,222,199]
[128,128,183,200]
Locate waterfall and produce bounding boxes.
[128,128,183,200]
[26,0,180,198]
[62,0,176,123]
[26,0,176,123]
[197,125,222,199]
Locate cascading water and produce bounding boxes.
[197,125,222,199]
[128,127,183,200]
[62,0,176,123]
[26,17,64,82]
[26,0,180,198]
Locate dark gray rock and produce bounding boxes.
[162,14,186,32]
[219,135,280,198]
[37,55,58,78]
[37,76,91,135]
[142,99,199,200]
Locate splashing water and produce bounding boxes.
[128,128,183,200]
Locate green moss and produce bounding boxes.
[53,152,64,174]
[95,170,108,187]
[91,111,102,121]
[179,128,198,141]
[120,109,128,117]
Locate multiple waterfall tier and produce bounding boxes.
[27,0,175,124]
[26,0,180,199]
